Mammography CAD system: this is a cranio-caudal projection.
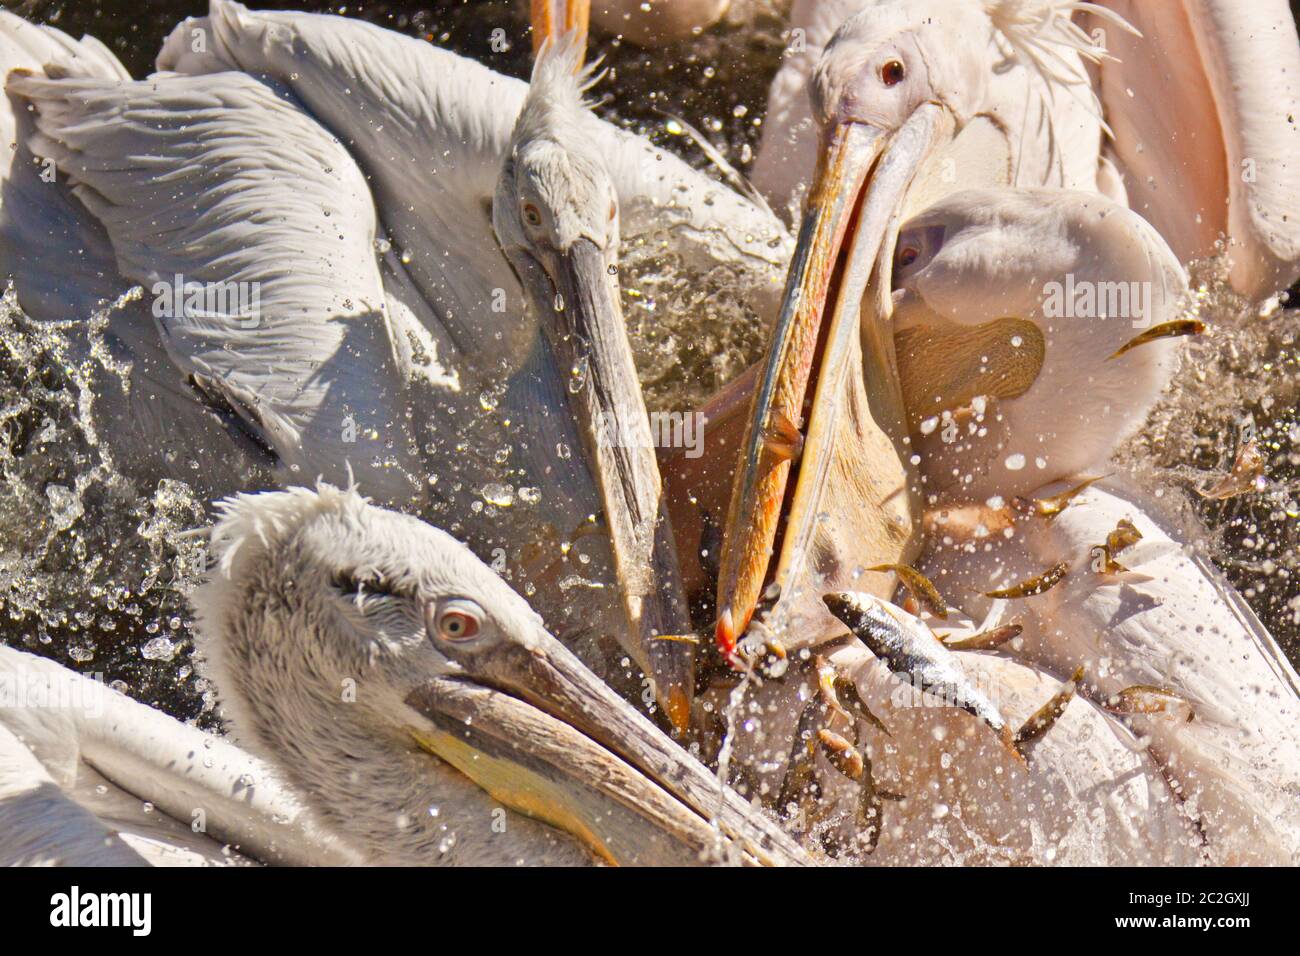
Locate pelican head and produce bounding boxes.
[192,484,801,865]
[892,187,1189,504]
[493,40,619,280]
[712,0,1122,653]
[493,33,696,733]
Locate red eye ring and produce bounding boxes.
[437,609,481,641]
[898,245,920,268]
[881,59,906,87]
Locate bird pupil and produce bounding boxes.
[882,60,905,86]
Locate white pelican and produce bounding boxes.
[0,644,350,866]
[691,185,1300,864]
[893,186,1300,864]
[1080,0,1300,299]
[709,0,1298,655]
[0,1,789,727]
[708,0,1126,658]
[754,0,1300,298]
[0,483,810,866]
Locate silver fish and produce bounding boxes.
[823,592,1012,741]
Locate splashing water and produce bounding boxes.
[1116,253,1300,657]
[0,291,212,722]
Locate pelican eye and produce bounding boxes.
[898,245,920,268]
[523,202,542,226]
[430,601,484,642]
[881,59,906,86]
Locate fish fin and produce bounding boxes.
[763,410,803,463]
[1002,725,1030,767]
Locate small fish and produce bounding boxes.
[940,622,1023,651]
[853,751,905,856]
[651,633,700,644]
[823,592,1009,738]
[832,673,892,738]
[1012,475,1104,520]
[868,563,949,619]
[1199,440,1267,500]
[764,635,788,660]
[1014,666,1084,756]
[816,728,865,781]
[1105,518,1143,555]
[1108,319,1205,360]
[982,561,1069,599]
[1102,685,1194,722]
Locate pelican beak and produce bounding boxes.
[531,0,591,55]
[533,238,696,734]
[714,105,952,657]
[404,621,809,866]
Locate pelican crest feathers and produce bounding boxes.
[983,0,1139,134]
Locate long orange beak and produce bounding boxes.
[714,105,950,658]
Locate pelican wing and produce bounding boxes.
[157,0,790,343]
[1021,479,1300,864]
[0,12,129,322]
[1085,0,1300,298]
[6,66,435,503]
[0,722,149,866]
[0,645,352,866]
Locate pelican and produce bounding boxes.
[893,203,1300,866]
[709,0,1298,657]
[709,0,1124,660]
[689,185,1300,864]
[754,0,1299,298]
[0,1,789,728]
[0,483,810,866]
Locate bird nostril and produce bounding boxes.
[881,59,906,87]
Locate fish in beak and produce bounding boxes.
[714,104,955,658]
[405,612,810,866]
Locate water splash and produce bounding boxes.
[0,291,211,722]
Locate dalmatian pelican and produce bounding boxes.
[709,0,1297,650]
[0,484,810,866]
[0,0,790,728]
[753,0,1299,297]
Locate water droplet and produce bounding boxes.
[141,636,176,661]
[480,483,515,508]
